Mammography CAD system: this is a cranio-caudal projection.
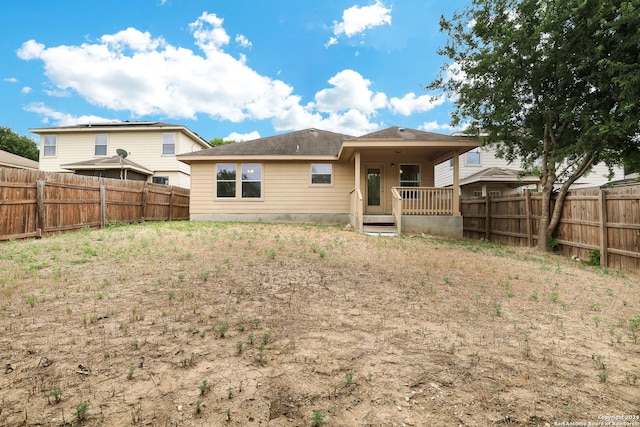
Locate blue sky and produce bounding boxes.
[1,0,468,142]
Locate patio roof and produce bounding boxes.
[460,167,540,187]
[61,155,153,176]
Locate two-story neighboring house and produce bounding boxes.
[30,121,211,189]
[435,144,625,197]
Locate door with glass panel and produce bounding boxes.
[365,165,384,214]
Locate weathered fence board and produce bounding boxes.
[461,184,640,274]
[0,168,190,241]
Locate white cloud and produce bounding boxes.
[389,93,445,116]
[313,69,387,115]
[25,102,113,127]
[17,11,451,137]
[419,120,468,134]
[21,86,32,94]
[235,34,252,48]
[226,131,260,141]
[328,1,391,46]
[4,77,18,83]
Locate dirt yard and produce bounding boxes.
[0,221,638,426]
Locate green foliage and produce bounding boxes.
[208,137,236,146]
[431,0,640,250]
[0,127,39,160]
[311,409,326,427]
[74,400,90,423]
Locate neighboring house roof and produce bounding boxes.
[357,126,473,142]
[29,121,211,149]
[0,149,39,170]
[180,128,354,159]
[61,155,153,176]
[459,167,540,187]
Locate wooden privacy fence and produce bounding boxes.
[0,168,190,241]
[461,184,640,273]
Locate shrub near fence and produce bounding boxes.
[0,168,189,241]
[461,184,640,273]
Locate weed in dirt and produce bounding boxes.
[530,290,538,301]
[491,302,502,317]
[256,344,266,365]
[262,333,270,345]
[550,292,559,303]
[248,333,255,345]
[311,409,326,427]
[25,294,35,308]
[199,379,210,396]
[227,387,234,399]
[236,341,243,355]
[74,400,90,423]
[195,399,202,415]
[216,324,229,338]
[345,371,354,386]
[167,290,175,301]
[47,386,63,404]
[588,301,601,311]
[127,365,136,380]
[266,249,276,259]
[598,370,609,383]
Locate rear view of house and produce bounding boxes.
[179,126,480,237]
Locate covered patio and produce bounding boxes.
[339,127,480,235]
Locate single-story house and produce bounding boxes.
[178,126,480,237]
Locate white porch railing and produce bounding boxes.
[391,187,402,234]
[393,187,453,216]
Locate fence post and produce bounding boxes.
[169,188,174,221]
[141,183,148,222]
[598,189,608,267]
[100,185,107,228]
[36,180,45,238]
[485,195,491,240]
[525,190,533,247]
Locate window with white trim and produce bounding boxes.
[216,163,262,199]
[95,134,108,156]
[162,133,176,155]
[488,190,501,196]
[43,135,57,157]
[216,163,237,198]
[311,163,332,185]
[465,148,481,165]
[472,190,483,197]
[241,163,262,198]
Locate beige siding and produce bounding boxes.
[190,161,355,215]
[38,129,204,188]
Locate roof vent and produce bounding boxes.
[295,144,300,153]
[398,127,405,132]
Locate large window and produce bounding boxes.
[466,148,481,165]
[241,163,262,198]
[162,133,176,155]
[216,163,237,198]
[216,163,262,199]
[311,163,332,184]
[400,164,420,187]
[95,134,108,156]
[43,135,57,157]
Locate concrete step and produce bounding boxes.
[363,224,398,237]
[363,214,395,224]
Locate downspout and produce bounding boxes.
[452,154,460,216]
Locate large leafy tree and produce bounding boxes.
[430,0,640,250]
[0,126,39,161]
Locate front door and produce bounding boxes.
[365,164,384,214]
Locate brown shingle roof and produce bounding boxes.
[0,149,39,170]
[183,128,355,157]
[61,155,153,175]
[356,126,474,142]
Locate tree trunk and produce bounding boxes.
[537,183,553,251]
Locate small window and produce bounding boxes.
[216,163,237,198]
[311,163,332,184]
[449,158,454,168]
[466,148,481,165]
[162,133,176,155]
[488,190,501,196]
[152,176,169,185]
[241,163,262,198]
[95,134,108,156]
[472,190,483,197]
[43,135,56,157]
[400,164,420,187]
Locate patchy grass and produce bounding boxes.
[0,221,638,426]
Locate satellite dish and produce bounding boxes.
[116,148,128,159]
